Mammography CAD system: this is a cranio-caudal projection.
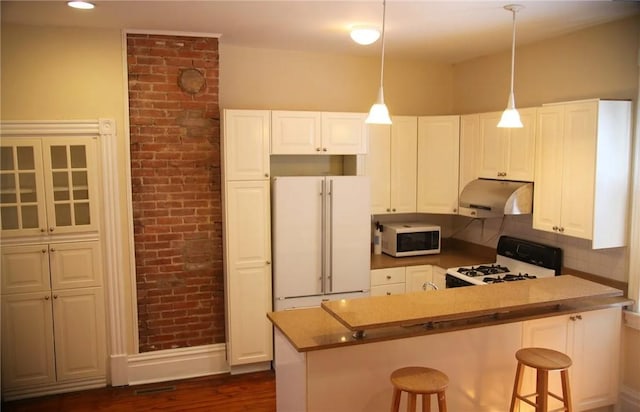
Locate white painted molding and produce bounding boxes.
[127,344,230,385]
[124,29,221,38]
[624,310,640,331]
[619,385,640,411]
[628,74,640,313]
[2,378,106,401]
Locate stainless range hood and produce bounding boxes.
[458,179,533,218]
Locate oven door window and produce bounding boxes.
[397,231,439,253]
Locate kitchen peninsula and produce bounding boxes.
[268,276,631,412]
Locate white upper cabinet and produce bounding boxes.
[458,114,480,194]
[223,110,271,181]
[417,115,460,214]
[365,116,417,214]
[271,111,367,155]
[0,137,100,237]
[533,99,632,248]
[477,107,536,182]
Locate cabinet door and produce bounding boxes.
[49,241,103,289]
[459,114,479,195]
[559,102,597,240]
[53,287,106,382]
[224,180,273,365]
[271,111,321,154]
[477,112,508,179]
[570,307,621,410]
[370,283,405,296]
[390,116,417,213]
[320,112,367,154]
[1,292,56,389]
[431,266,446,291]
[533,106,564,234]
[405,265,433,293]
[223,110,270,180]
[1,244,50,294]
[365,124,391,214]
[42,138,100,235]
[504,107,536,182]
[0,139,47,237]
[417,116,460,214]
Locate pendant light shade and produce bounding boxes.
[497,4,524,128]
[366,0,392,125]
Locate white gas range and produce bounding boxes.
[446,236,563,288]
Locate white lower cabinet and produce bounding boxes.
[371,265,443,296]
[1,241,106,393]
[521,307,621,411]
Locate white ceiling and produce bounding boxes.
[2,1,639,63]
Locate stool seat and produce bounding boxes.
[516,347,572,371]
[510,347,573,412]
[390,366,448,412]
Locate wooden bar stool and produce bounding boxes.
[390,366,449,412]
[509,347,573,412]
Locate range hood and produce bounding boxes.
[458,179,533,219]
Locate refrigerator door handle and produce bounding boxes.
[328,179,334,292]
[320,179,326,294]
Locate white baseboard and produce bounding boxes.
[229,361,272,375]
[619,385,640,412]
[127,343,230,385]
[2,378,106,401]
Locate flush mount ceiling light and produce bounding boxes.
[365,0,392,125]
[67,1,95,10]
[350,26,380,45]
[497,4,524,128]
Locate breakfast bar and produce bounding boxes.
[268,276,631,412]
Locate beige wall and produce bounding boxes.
[219,44,453,115]
[452,15,640,114]
[0,23,136,352]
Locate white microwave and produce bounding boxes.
[381,222,441,257]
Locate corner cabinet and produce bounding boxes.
[271,111,367,155]
[477,108,536,181]
[533,100,632,248]
[222,110,273,368]
[521,307,622,411]
[365,116,417,214]
[417,115,460,214]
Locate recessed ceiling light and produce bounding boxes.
[350,26,380,45]
[67,1,95,10]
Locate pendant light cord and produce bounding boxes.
[508,7,517,101]
[379,0,387,91]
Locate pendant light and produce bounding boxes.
[365,0,392,125]
[497,4,524,128]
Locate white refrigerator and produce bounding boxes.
[272,176,371,310]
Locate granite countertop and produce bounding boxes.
[268,276,631,353]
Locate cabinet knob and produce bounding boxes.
[386,275,392,280]
[558,227,565,233]
[44,295,50,300]
[322,148,327,152]
[42,249,47,253]
[392,208,396,212]
[386,292,391,296]
[316,147,321,152]
[470,211,477,216]
[453,208,457,213]
[49,227,54,232]
[49,248,55,252]
[552,226,558,231]
[386,208,391,212]
[264,173,269,178]
[53,294,58,299]
[40,228,46,233]
[576,314,582,320]
[266,261,271,265]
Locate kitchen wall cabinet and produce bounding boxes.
[458,114,479,196]
[222,110,271,181]
[521,307,621,411]
[222,109,273,368]
[1,241,106,392]
[476,107,536,182]
[533,99,631,248]
[271,111,367,155]
[417,116,460,214]
[365,116,417,214]
[0,137,100,237]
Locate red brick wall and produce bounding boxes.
[126,34,223,352]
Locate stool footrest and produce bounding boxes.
[515,394,538,408]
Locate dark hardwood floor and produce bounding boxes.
[2,370,276,412]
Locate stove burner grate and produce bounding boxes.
[457,264,510,277]
[483,273,538,284]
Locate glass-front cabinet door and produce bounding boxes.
[0,139,47,236]
[0,138,99,237]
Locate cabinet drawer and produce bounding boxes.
[370,267,405,286]
[371,283,406,297]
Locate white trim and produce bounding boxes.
[127,344,230,386]
[230,361,273,375]
[628,68,640,312]
[0,120,103,135]
[624,310,640,330]
[121,27,140,359]
[619,385,640,411]
[1,378,107,401]
[124,29,221,38]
